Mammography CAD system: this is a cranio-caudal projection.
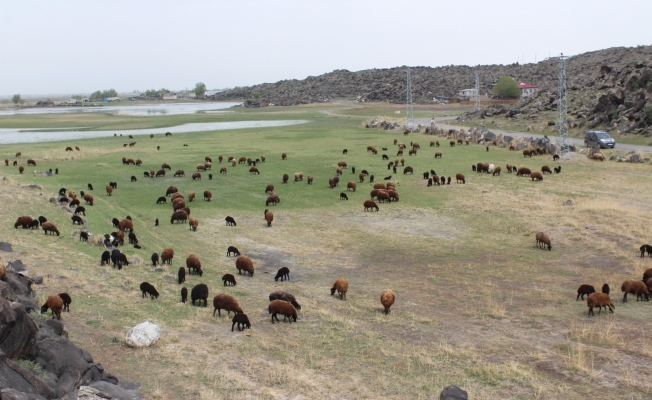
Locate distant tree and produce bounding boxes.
[193,82,206,98]
[492,76,520,98]
[72,95,82,101]
[159,88,170,95]
[253,92,261,100]
[12,94,21,105]
[89,89,118,101]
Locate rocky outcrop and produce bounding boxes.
[125,321,160,348]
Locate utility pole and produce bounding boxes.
[474,70,480,112]
[554,54,570,155]
[405,67,414,131]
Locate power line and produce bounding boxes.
[474,69,480,112]
[553,54,570,155]
[405,67,414,131]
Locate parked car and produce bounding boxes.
[584,130,615,148]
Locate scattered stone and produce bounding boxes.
[32,276,43,285]
[125,321,160,348]
[27,185,41,190]
[89,381,142,400]
[0,242,13,252]
[0,301,38,359]
[49,198,56,205]
[154,268,163,273]
[629,154,641,163]
[440,385,468,400]
[0,387,48,400]
[563,200,573,206]
[7,260,27,274]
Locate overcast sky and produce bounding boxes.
[1,0,650,96]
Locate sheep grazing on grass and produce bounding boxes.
[269,291,302,310]
[227,246,240,257]
[140,282,159,299]
[222,273,237,286]
[329,178,335,188]
[374,182,386,190]
[130,176,137,182]
[191,283,209,307]
[156,169,166,177]
[161,247,174,264]
[435,152,442,159]
[41,295,64,320]
[275,267,290,282]
[171,210,189,224]
[203,191,212,201]
[403,166,414,175]
[109,182,118,189]
[119,219,134,232]
[340,192,349,200]
[101,251,111,266]
[542,166,552,174]
[236,255,254,276]
[266,193,280,206]
[364,200,379,212]
[80,231,88,242]
[535,232,551,250]
[42,222,60,236]
[128,232,138,244]
[213,294,243,317]
[264,209,273,226]
[531,172,543,181]
[576,284,596,300]
[174,170,185,177]
[186,254,203,276]
[151,253,159,266]
[347,181,357,192]
[506,164,513,173]
[155,218,159,226]
[83,194,94,206]
[110,249,122,269]
[492,166,502,176]
[359,173,365,183]
[156,196,167,204]
[621,280,649,302]
[265,184,275,193]
[196,164,207,172]
[523,150,532,157]
[639,244,652,257]
[14,216,33,229]
[170,192,184,201]
[283,174,289,184]
[516,167,531,177]
[269,300,298,323]
[232,314,251,331]
[71,215,84,225]
[381,289,395,314]
[336,167,343,175]
[602,284,610,294]
[28,220,39,230]
[18,166,24,174]
[189,217,198,231]
[178,267,186,284]
[331,277,348,300]
[455,173,465,184]
[181,287,188,303]
[587,293,615,316]
[225,216,237,226]
[192,172,201,180]
[73,205,84,214]
[161,163,171,170]
[58,293,72,312]
[250,166,260,175]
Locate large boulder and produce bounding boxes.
[0,350,56,399]
[125,321,160,348]
[7,260,27,274]
[0,388,47,400]
[0,297,17,347]
[89,381,142,400]
[0,242,14,252]
[440,385,468,400]
[0,302,38,360]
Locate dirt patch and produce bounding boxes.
[344,207,464,239]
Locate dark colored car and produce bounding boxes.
[584,130,615,148]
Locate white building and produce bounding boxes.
[162,94,178,100]
[458,88,478,97]
[518,83,538,97]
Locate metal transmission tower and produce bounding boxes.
[405,67,415,131]
[554,54,570,155]
[474,70,480,111]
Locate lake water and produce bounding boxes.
[0,102,241,116]
[0,120,309,144]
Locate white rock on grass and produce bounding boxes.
[125,321,160,348]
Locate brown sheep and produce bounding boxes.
[359,173,365,183]
[408,149,417,156]
[249,166,260,174]
[283,174,289,184]
[196,164,207,172]
[370,189,380,199]
[492,166,502,176]
[331,277,348,300]
[162,163,171,170]
[523,150,532,157]
[266,193,280,206]
[593,153,605,161]
[329,177,335,188]
[374,182,386,190]
[587,293,615,316]
[457,138,463,145]
[218,155,223,163]
[347,181,357,191]
[430,141,435,147]
[119,219,134,232]
[68,191,77,199]
[83,194,94,206]
[307,175,313,184]
[135,159,142,166]
[269,291,302,310]
[449,141,455,147]
[506,163,513,173]
[435,152,442,158]
[15,152,21,157]
[397,149,403,156]
[336,167,342,175]
[14,216,33,229]
[105,185,113,196]
[27,159,36,166]
[213,294,243,317]
[377,191,390,203]
[621,280,649,302]
[265,184,275,193]
[531,171,543,181]
[170,192,184,201]
[281,153,287,160]
[236,255,254,276]
[0,260,5,281]
[456,173,465,184]
[174,170,185,177]
[192,172,201,180]
[269,300,298,323]
[189,217,198,231]
[264,209,273,227]
[516,167,531,177]
[380,289,396,314]
[186,254,203,276]
[387,190,399,202]
[400,158,405,166]
[231,159,236,167]
[150,169,156,178]
[338,161,347,168]
[364,200,379,212]
[220,166,227,173]
[205,162,212,170]
[156,169,166,177]
[41,295,64,320]
[19,166,24,174]
[542,165,552,174]
[161,247,174,264]
[171,210,188,224]
[535,232,551,250]
[642,268,652,282]
[403,166,414,175]
[188,191,195,202]
[42,222,60,236]
[204,191,212,201]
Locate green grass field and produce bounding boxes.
[2,102,652,399]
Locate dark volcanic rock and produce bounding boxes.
[0,242,14,252]
[0,302,38,360]
[7,260,27,274]
[0,350,56,399]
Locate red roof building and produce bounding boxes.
[518,83,538,97]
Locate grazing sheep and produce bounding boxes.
[227,246,240,257]
[213,294,243,317]
[249,166,260,175]
[171,192,184,201]
[381,289,395,314]
[109,182,117,189]
[19,166,24,174]
[161,163,171,170]
[261,155,266,163]
[119,219,134,232]
[269,300,298,323]
[264,209,274,226]
[340,192,349,200]
[156,169,166,177]
[435,152,442,158]
[38,216,47,226]
[364,200,379,212]
[135,159,142,166]
[456,173,465,184]
[189,217,198,231]
[130,176,137,182]
[530,171,543,181]
[329,177,336,188]
[178,267,186,284]
[42,222,60,236]
[172,199,187,211]
[171,210,189,224]
[231,159,236,167]
[222,273,237,286]
[128,232,138,245]
[602,284,610,294]
[41,295,64,320]
[283,174,289,184]
[196,164,206,172]
[110,249,123,269]
[191,283,209,307]
[269,291,302,310]
[27,159,36,166]
[492,166,502,176]
[80,231,89,242]
[236,255,254,276]
[225,216,237,226]
[71,215,84,225]
[174,170,185,177]
[554,166,562,173]
[58,293,72,312]
[100,251,111,265]
[14,216,33,229]
[506,164,513,173]
[516,167,531,177]
[266,193,280,206]
[535,232,551,250]
[186,254,203,276]
[403,166,414,175]
[192,172,201,180]
[161,247,174,264]
[204,191,212,201]
[542,166,552,174]
[523,150,532,158]
[307,174,314,184]
[577,284,596,300]
[181,287,188,303]
[232,313,251,331]
[275,267,290,282]
[621,280,649,302]
[346,181,357,192]
[157,196,167,204]
[336,167,343,175]
[140,282,159,299]
[281,153,287,160]
[587,293,615,316]
[265,184,275,193]
[330,277,348,300]
[449,141,455,147]
[155,218,159,226]
[151,253,159,266]
[70,199,81,208]
[639,244,652,257]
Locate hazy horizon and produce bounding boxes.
[1,0,651,97]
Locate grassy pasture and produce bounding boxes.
[1,103,652,399]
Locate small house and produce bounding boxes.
[518,83,538,97]
[162,94,177,100]
[458,88,477,98]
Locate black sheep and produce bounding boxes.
[369,175,374,183]
[222,273,237,286]
[225,216,237,226]
[156,196,166,204]
[119,253,129,266]
[80,231,88,242]
[128,232,138,244]
[602,283,610,294]
[151,253,159,266]
[101,251,111,265]
[58,187,67,195]
[352,166,356,174]
[140,282,159,299]
[155,218,159,226]
[440,176,445,185]
[340,192,348,200]
[178,267,186,284]
[640,244,652,257]
[274,267,290,282]
[111,249,122,270]
[576,284,596,300]
[112,218,120,228]
[131,176,137,182]
[38,216,47,226]
[28,220,40,229]
[126,215,132,221]
[74,206,85,216]
[447,177,451,185]
[88,183,93,190]
[232,314,251,332]
[70,199,80,208]
[227,246,240,257]
[72,215,83,225]
[181,287,188,303]
[343,149,348,154]
[191,283,209,307]
[427,178,433,187]
[392,166,397,174]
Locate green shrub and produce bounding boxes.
[492,76,520,98]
